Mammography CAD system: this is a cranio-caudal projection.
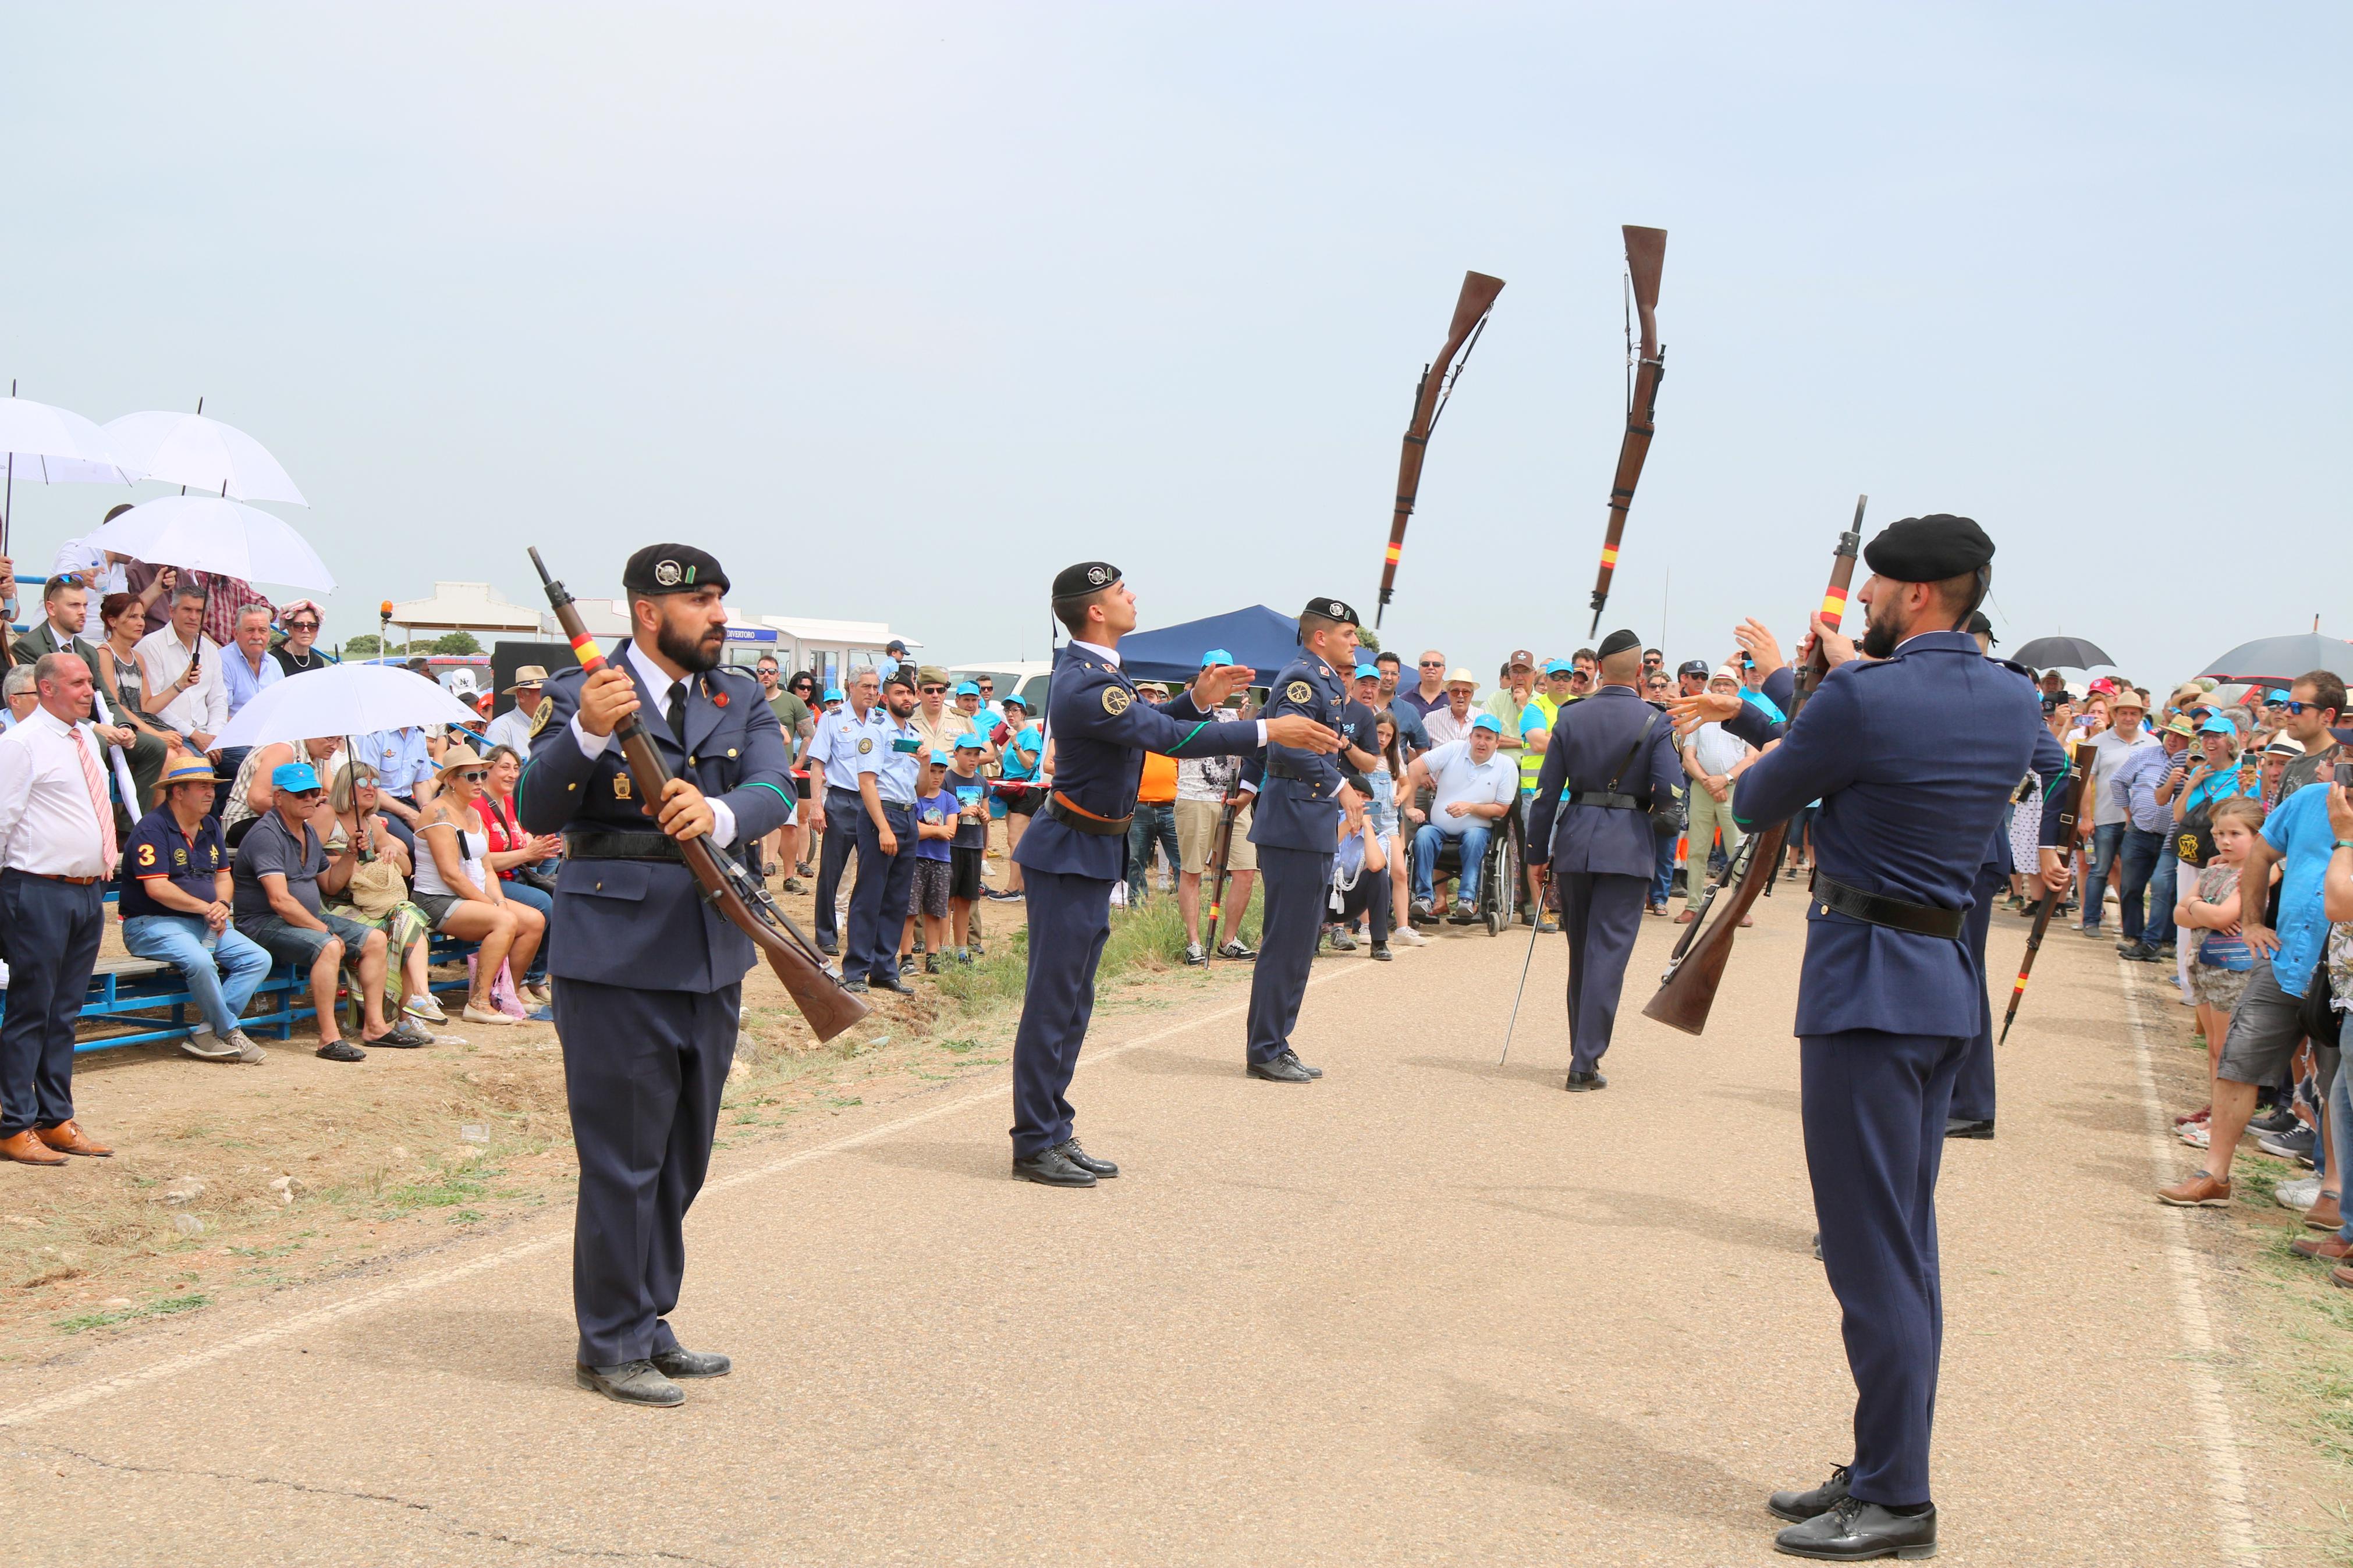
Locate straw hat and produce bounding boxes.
[435,742,489,776]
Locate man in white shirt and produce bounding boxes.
[136,583,230,760]
[1678,665,1758,921]
[0,653,120,1165]
[2082,688,2157,938]
[1401,714,1520,922]
[1423,669,1481,748]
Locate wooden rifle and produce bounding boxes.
[528,548,869,1043]
[1997,741,2097,1044]
[1642,497,1864,1035]
[1204,790,1242,951]
[1586,226,1668,635]
[1374,271,1505,628]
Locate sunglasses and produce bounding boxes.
[288,788,324,801]
[1418,660,1444,667]
[284,620,319,631]
[2283,700,2327,715]
[456,770,489,783]
[921,684,947,694]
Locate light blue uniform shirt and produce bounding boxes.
[355,727,436,796]
[858,711,925,806]
[808,705,881,794]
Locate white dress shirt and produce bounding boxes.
[135,624,230,741]
[0,707,113,876]
[569,641,739,847]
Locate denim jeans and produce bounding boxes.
[1651,830,1676,906]
[2117,827,2166,946]
[1126,802,1179,896]
[2084,822,2127,932]
[2141,837,2178,950]
[120,913,274,1038]
[2330,1057,2352,1238]
[1412,822,1491,906]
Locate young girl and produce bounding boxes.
[906,753,959,974]
[2173,798,2271,1145]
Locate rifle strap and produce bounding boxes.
[1561,708,1664,810]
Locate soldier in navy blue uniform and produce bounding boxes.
[1009,564,1339,1186]
[1242,598,1363,1084]
[518,544,794,1407]
[1522,630,1681,1090]
[1680,515,2068,1560]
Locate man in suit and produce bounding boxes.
[1695,515,2068,1560]
[13,573,168,815]
[1524,629,1681,1091]
[519,543,793,1408]
[1008,563,1337,1187]
[1243,598,1362,1083]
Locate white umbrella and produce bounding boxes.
[91,495,336,592]
[0,392,139,548]
[212,663,486,751]
[101,409,307,506]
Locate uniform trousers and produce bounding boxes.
[0,872,104,1136]
[846,801,917,983]
[1245,844,1332,1066]
[1009,867,1114,1158]
[1553,869,1648,1073]
[1801,1027,1964,1508]
[1951,860,2006,1125]
[813,785,862,946]
[554,976,737,1367]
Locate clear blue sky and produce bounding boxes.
[3,4,2344,684]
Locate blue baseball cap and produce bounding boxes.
[954,681,980,697]
[1201,648,1233,667]
[1353,663,1380,681]
[272,762,321,794]
[822,687,843,703]
[1543,658,1574,675]
[2198,714,2237,736]
[2267,688,2291,702]
[953,730,986,749]
[926,748,952,766]
[1470,712,1502,734]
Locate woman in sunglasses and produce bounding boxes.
[413,743,547,1025]
[269,600,331,675]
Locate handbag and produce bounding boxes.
[2301,950,2342,1052]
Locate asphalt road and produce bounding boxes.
[0,884,2294,1565]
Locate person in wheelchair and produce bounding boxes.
[1401,713,1520,924]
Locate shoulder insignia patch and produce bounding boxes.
[1102,686,1131,716]
[528,696,555,737]
[1286,680,1312,704]
[857,735,875,755]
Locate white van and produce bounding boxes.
[946,660,1053,717]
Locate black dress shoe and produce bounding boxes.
[842,977,869,994]
[650,1346,732,1379]
[1944,1117,1995,1140]
[1248,1054,1314,1083]
[1013,1146,1098,1187]
[1771,1496,1935,1560]
[1056,1139,1119,1178]
[1564,1069,1607,1092]
[1280,1047,1322,1079]
[818,937,838,956]
[1811,1232,1822,1261]
[1369,943,1392,961]
[1768,1463,1851,1523]
[576,1359,685,1406]
[871,973,916,995]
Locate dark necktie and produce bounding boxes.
[667,681,687,751]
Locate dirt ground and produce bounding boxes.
[0,854,1066,1362]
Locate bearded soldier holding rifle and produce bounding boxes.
[1670,515,2068,1561]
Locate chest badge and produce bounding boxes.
[1102,686,1131,716]
[528,696,555,737]
[1286,680,1312,705]
[612,772,633,802]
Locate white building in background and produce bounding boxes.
[539,599,911,691]
[385,581,544,646]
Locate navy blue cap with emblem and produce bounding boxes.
[1052,561,1122,600]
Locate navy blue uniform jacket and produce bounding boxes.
[1524,684,1681,878]
[1729,631,2056,1036]
[1249,655,1350,853]
[1013,644,1260,882]
[517,646,794,993]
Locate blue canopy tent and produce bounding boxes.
[1115,605,1303,685]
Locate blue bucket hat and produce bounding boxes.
[1470,712,1502,735]
[272,761,322,794]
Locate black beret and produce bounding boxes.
[1053,561,1122,599]
[882,668,918,693]
[1966,610,1997,642]
[1596,628,1643,659]
[1862,514,1993,583]
[622,543,729,597]
[1300,596,1361,627]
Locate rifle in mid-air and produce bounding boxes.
[1641,497,1865,1036]
[1997,741,2098,1044]
[528,548,870,1043]
[1374,270,1505,628]
[1585,226,1668,635]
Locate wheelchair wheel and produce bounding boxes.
[1486,834,1517,936]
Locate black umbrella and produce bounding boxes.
[2011,635,2114,671]
[2199,633,2353,690]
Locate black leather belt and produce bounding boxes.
[1265,760,1316,783]
[1045,792,1131,835]
[1563,789,1642,810]
[1810,872,1964,940]
[565,830,684,863]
